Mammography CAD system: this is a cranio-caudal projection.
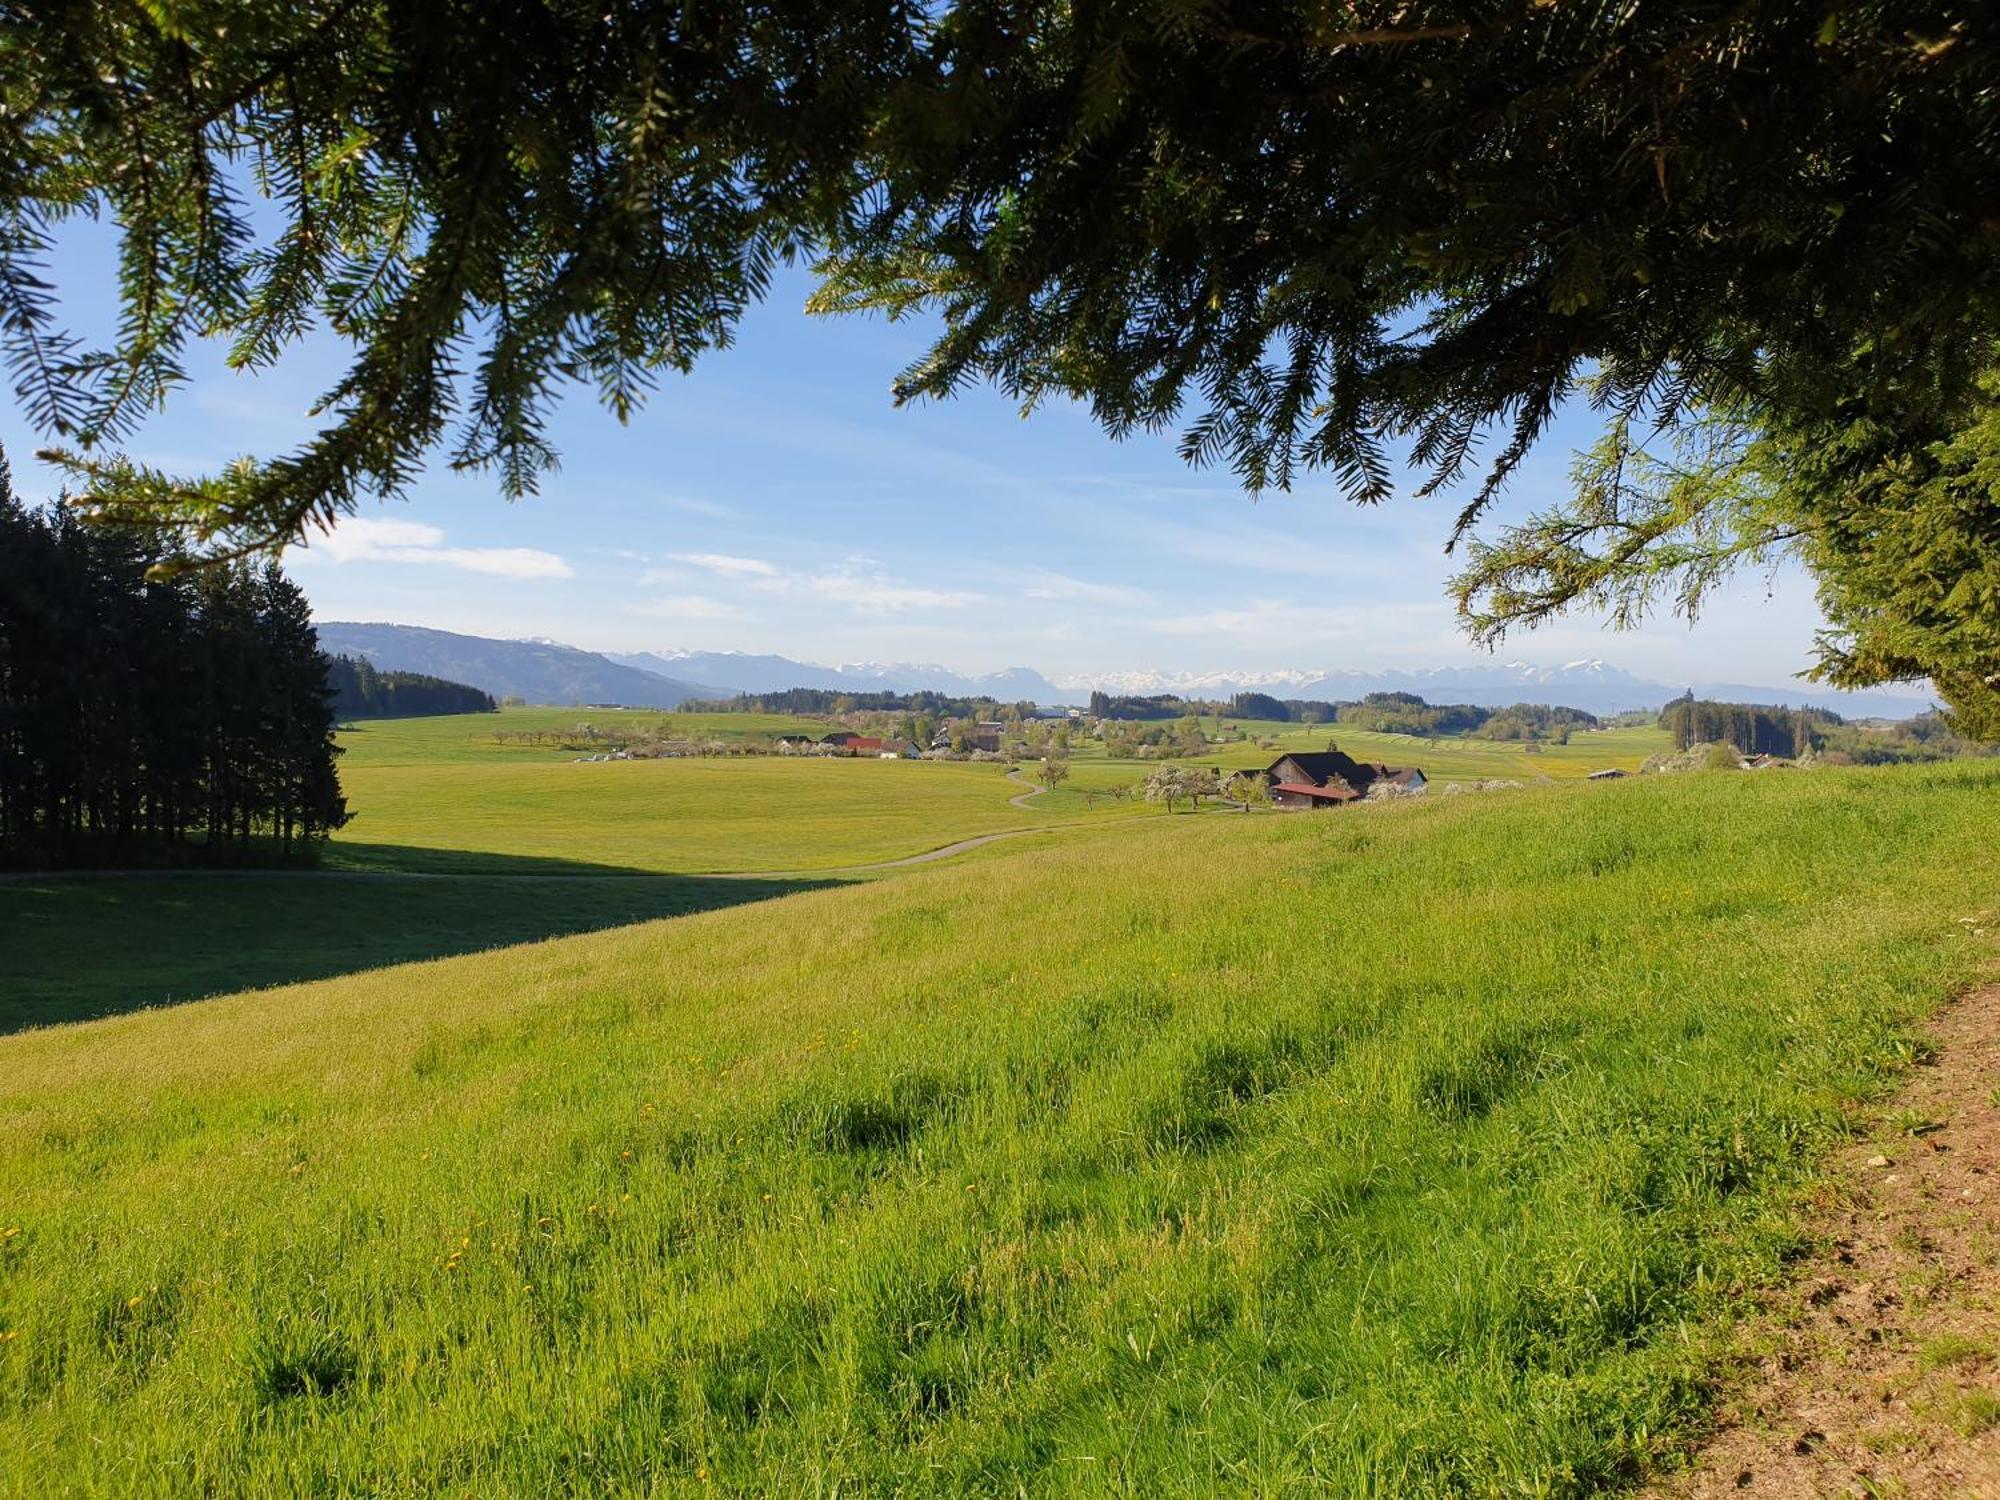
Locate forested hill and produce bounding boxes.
[315,623,732,708]
[328,656,495,719]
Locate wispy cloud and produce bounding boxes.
[670,551,780,579]
[1020,569,1153,607]
[664,551,980,615]
[788,560,982,615]
[1148,598,1449,647]
[301,517,574,580]
[628,595,746,621]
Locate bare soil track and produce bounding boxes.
[1656,980,2000,1499]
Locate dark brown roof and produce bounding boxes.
[1271,780,1359,802]
[1266,750,1422,792]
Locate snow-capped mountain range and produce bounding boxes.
[323,626,1935,718]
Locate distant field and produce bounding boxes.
[3,763,1995,1493]
[332,711,1058,875]
[0,711,1086,1028]
[336,706,837,763]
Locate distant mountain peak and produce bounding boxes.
[323,621,1936,719]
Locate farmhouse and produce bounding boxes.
[931,719,1003,753]
[1262,750,1425,809]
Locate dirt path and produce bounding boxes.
[1654,976,2000,1499]
[1005,768,1048,809]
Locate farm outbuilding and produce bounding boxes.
[1260,751,1424,809]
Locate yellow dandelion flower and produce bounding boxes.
[125,1295,143,1310]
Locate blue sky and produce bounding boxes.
[4,233,1837,686]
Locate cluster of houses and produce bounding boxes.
[774,731,922,759]
[1259,750,1426,809]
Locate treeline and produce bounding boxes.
[1222,689,1600,739]
[684,687,1034,718]
[1090,690,1204,720]
[1226,691,1344,723]
[0,474,346,866]
[1819,712,1999,764]
[1659,696,1838,757]
[329,655,495,719]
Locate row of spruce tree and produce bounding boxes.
[327,655,495,719]
[0,460,347,865]
[1659,694,1836,758]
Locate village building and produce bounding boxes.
[1261,750,1425,809]
[931,720,1003,753]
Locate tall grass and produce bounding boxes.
[1,765,1994,1494]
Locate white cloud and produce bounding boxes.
[300,515,574,580]
[670,551,780,579]
[629,595,746,621]
[661,551,981,615]
[783,559,982,615]
[1020,569,1153,607]
[1148,598,1449,646]
[427,547,574,580]
[313,518,445,559]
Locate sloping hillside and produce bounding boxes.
[2,766,1995,1494]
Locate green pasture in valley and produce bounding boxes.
[330,711,1058,875]
[335,706,838,763]
[3,763,1995,1494]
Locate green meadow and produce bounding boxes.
[1188,720,1674,781]
[1,711,1073,1028]
[331,710,1050,875]
[2,762,1996,1494]
[337,706,839,762]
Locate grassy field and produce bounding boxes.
[1187,720,1674,780]
[0,870,832,1032]
[2,763,1994,1494]
[0,711,1084,1030]
[339,706,840,760]
[330,711,1058,875]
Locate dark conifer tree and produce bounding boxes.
[0,449,349,866]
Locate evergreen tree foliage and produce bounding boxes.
[3,2,1994,701]
[327,656,496,719]
[1454,369,2000,737]
[0,452,347,865]
[1658,694,1837,758]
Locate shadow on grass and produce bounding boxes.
[320,841,678,877]
[0,847,839,1032]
